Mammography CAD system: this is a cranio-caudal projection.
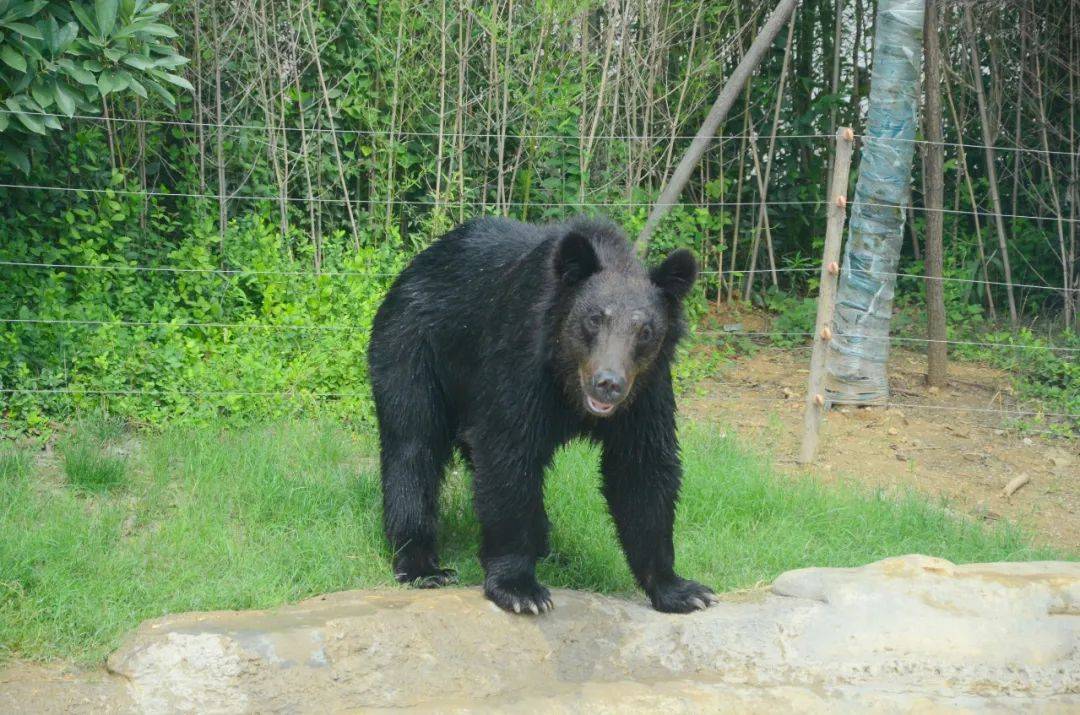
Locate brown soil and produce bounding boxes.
[682,307,1079,553]
[0,662,130,714]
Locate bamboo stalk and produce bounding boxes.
[963,5,1018,325]
[635,0,799,255]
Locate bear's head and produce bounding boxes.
[552,222,697,418]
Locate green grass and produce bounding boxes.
[58,417,129,492]
[0,419,1064,664]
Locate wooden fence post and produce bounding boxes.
[799,127,855,464]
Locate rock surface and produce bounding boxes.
[6,555,1080,713]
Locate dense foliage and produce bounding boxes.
[1,0,1077,430]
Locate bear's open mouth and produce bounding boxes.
[585,394,616,416]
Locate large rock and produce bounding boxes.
[99,555,1080,713]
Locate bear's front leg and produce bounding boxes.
[597,385,718,614]
[472,447,554,615]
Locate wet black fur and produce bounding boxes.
[368,215,715,614]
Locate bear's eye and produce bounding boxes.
[584,313,603,332]
[639,324,654,342]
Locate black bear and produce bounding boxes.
[368,216,717,615]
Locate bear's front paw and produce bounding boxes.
[401,567,459,589]
[648,577,719,614]
[394,553,459,589]
[484,575,554,615]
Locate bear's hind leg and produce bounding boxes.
[376,372,457,589]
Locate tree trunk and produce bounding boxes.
[922,0,947,387]
[825,0,924,405]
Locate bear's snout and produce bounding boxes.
[591,370,627,403]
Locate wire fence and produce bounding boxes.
[1,386,1071,423]
[5,109,1078,160]
[1,115,1077,432]
[3,183,1079,226]
[10,316,1069,354]
[0,108,835,142]
[0,259,1072,294]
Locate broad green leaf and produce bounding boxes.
[122,54,155,70]
[2,141,31,173]
[70,2,98,35]
[158,71,192,91]
[58,58,95,85]
[95,0,118,36]
[16,36,42,62]
[56,21,78,52]
[6,0,47,21]
[134,21,175,37]
[5,99,47,135]
[30,80,53,108]
[152,53,187,68]
[42,14,59,52]
[145,3,170,16]
[42,112,60,129]
[1,44,27,72]
[103,46,125,61]
[11,66,32,91]
[142,76,173,106]
[53,81,76,116]
[1,21,43,39]
[125,73,146,98]
[98,68,126,95]
[0,113,7,131]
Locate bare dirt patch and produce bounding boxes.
[0,662,130,714]
[681,332,1079,552]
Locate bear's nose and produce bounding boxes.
[592,370,627,402]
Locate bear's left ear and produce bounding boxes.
[650,249,698,301]
[554,231,601,286]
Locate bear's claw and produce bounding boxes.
[485,577,553,615]
[396,567,459,589]
[649,577,718,614]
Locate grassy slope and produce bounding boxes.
[0,420,1061,663]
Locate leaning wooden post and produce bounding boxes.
[799,127,855,464]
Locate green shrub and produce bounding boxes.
[761,287,817,347]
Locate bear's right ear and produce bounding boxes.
[554,231,600,286]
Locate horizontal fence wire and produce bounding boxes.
[1,318,1072,355]
[6,110,1078,159]
[4,182,1080,231]
[0,108,834,143]
[852,132,1080,158]
[854,200,1080,228]
[0,387,366,398]
[1,387,1072,422]
[0,258,793,279]
[0,182,826,210]
[0,259,1071,295]
[0,317,362,332]
[0,259,399,278]
[6,109,1078,159]
[697,330,1079,353]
